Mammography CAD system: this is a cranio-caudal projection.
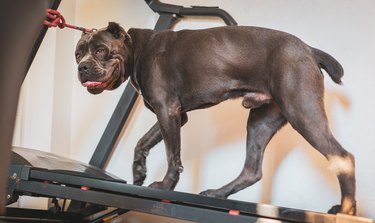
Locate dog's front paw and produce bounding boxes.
[328,204,356,215]
[199,189,226,199]
[148,181,173,190]
[133,163,147,186]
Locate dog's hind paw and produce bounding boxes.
[328,205,341,214]
[328,204,356,215]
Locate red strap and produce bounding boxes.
[44,9,96,33]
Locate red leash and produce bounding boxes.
[44,9,96,33]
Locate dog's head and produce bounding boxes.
[75,22,132,94]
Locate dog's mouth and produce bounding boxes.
[81,65,121,94]
[81,80,109,95]
[82,81,108,88]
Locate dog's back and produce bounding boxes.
[133,26,342,111]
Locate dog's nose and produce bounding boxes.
[78,61,92,74]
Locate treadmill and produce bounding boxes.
[2,0,373,222]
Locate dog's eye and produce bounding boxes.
[95,48,105,55]
[75,53,81,63]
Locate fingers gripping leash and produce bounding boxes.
[44,9,97,33]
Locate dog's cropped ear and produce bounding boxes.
[106,22,126,39]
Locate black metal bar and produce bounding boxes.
[145,0,182,14]
[154,13,180,31]
[88,84,138,169]
[145,0,237,26]
[9,166,373,223]
[26,168,333,223]
[180,6,238,26]
[14,180,294,223]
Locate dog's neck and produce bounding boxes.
[126,28,155,93]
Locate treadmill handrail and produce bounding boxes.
[145,0,182,14]
[145,0,238,26]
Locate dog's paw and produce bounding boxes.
[148,181,171,190]
[148,180,178,191]
[133,176,145,186]
[327,205,341,214]
[199,189,226,199]
[149,181,162,189]
[132,163,147,186]
[327,204,356,215]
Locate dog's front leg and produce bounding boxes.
[149,101,184,190]
[133,113,188,186]
[133,122,163,186]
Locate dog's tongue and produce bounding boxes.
[82,81,103,87]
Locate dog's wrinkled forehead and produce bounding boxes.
[76,31,113,54]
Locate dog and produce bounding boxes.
[75,22,356,215]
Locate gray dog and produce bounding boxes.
[75,22,356,215]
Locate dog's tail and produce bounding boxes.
[312,48,344,84]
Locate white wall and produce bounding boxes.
[14,0,375,219]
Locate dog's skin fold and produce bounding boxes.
[75,22,356,215]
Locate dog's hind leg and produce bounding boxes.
[274,68,356,215]
[133,113,188,186]
[200,103,287,198]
